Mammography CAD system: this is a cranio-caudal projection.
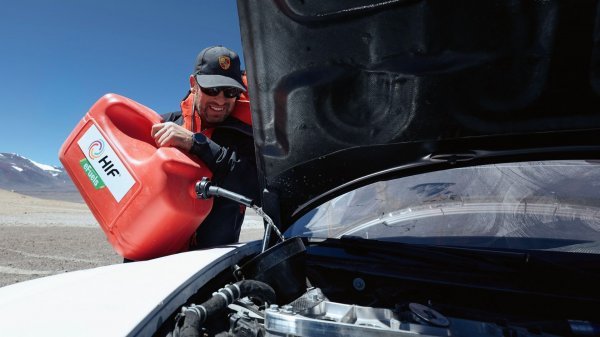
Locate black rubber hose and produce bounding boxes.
[178,280,276,337]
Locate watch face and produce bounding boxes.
[193,133,205,143]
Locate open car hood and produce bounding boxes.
[237,0,600,229]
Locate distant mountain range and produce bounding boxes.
[0,153,82,203]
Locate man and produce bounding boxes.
[151,46,258,249]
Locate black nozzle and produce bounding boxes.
[195,177,254,208]
[195,177,213,199]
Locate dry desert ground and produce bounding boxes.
[0,189,264,287]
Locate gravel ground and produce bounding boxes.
[0,189,264,287]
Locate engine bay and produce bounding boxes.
[164,237,600,337]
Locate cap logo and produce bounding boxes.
[218,55,231,70]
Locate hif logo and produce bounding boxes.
[88,140,105,159]
[87,140,120,177]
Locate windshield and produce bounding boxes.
[287,160,600,254]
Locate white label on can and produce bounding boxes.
[77,124,135,202]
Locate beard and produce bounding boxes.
[198,101,234,124]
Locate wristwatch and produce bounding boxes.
[190,133,208,155]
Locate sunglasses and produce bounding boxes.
[200,86,242,99]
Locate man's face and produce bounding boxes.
[195,85,237,124]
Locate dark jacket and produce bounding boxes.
[161,104,259,249]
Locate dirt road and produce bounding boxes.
[0,189,264,287]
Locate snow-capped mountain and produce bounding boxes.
[0,153,82,202]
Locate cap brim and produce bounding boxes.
[195,74,246,91]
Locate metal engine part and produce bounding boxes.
[222,288,571,337]
[262,299,564,337]
[228,311,263,337]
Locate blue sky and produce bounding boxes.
[0,0,243,166]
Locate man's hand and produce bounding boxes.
[151,122,194,151]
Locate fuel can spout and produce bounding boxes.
[195,177,253,207]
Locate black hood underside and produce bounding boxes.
[237,0,600,228]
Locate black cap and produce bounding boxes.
[193,46,246,91]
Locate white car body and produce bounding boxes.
[0,242,260,336]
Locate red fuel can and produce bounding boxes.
[59,93,212,261]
